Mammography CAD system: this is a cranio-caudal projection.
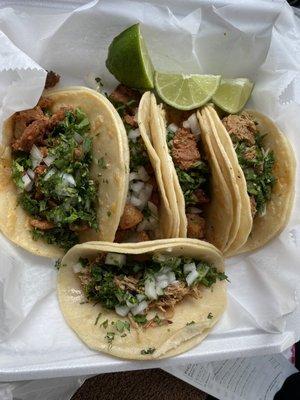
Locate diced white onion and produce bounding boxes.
[44,168,56,181]
[156,279,169,289]
[131,181,144,193]
[183,120,190,129]
[137,294,146,302]
[26,169,35,180]
[184,262,196,275]
[187,207,202,214]
[72,263,83,273]
[22,174,33,191]
[186,269,199,286]
[137,166,149,182]
[155,273,169,282]
[129,172,139,181]
[43,155,55,166]
[130,195,143,208]
[131,300,148,316]
[153,254,168,263]
[115,304,130,317]
[138,183,153,209]
[126,300,136,309]
[187,113,201,138]
[156,286,164,296]
[167,271,176,283]
[30,145,43,168]
[105,253,126,267]
[128,129,140,142]
[74,132,83,143]
[145,276,157,300]
[147,201,158,217]
[61,173,76,187]
[167,123,178,133]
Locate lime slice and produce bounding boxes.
[212,78,254,114]
[154,72,221,110]
[106,24,154,90]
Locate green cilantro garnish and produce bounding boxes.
[100,319,109,329]
[186,321,195,326]
[94,312,103,326]
[105,332,115,346]
[141,348,156,355]
[133,314,148,325]
[207,313,213,319]
[114,320,130,333]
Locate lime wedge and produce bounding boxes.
[154,72,221,110]
[212,78,254,114]
[106,24,154,90]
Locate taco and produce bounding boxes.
[57,238,227,360]
[108,85,175,242]
[202,105,296,254]
[0,87,129,258]
[149,95,236,252]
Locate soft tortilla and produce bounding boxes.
[57,239,226,360]
[0,87,129,258]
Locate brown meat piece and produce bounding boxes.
[172,128,200,170]
[110,84,141,106]
[144,316,172,329]
[34,165,47,175]
[186,213,205,239]
[149,190,160,207]
[222,113,257,146]
[45,71,60,89]
[194,188,209,205]
[12,106,70,152]
[244,146,256,161]
[114,275,139,292]
[38,97,54,110]
[124,114,138,128]
[137,231,150,242]
[164,105,194,127]
[30,219,54,230]
[69,223,89,232]
[39,146,48,157]
[12,117,50,152]
[114,230,127,243]
[119,204,143,230]
[250,196,257,217]
[13,107,44,138]
[151,282,190,313]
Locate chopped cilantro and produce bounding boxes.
[100,319,109,329]
[98,157,107,169]
[114,320,130,333]
[94,312,103,326]
[107,211,112,217]
[133,314,148,325]
[153,314,162,325]
[105,332,115,346]
[186,321,195,326]
[141,347,156,355]
[207,313,213,319]
[54,259,61,270]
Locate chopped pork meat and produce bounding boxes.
[244,146,256,161]
[45,71,60,89]
[137,231,150,242]
[124,114,138,128]
[222,113,257,146]
[109,84,141,107]
[164,105,194,127]
[250,196,257,217]
[114,275,140,292]
[30,219,54,230]
[144,316,172,328]
[186,213,205,239]
[194,188,210,205]
[38,97,54,110]
[119,203,143,230]
[151,282,190,313]
[11,106,71,152]
[172,128,200,170]
[13,107,45,138]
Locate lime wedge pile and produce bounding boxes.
[105,24,254,111]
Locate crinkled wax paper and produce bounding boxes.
[0,0,299,374]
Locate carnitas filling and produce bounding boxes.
[222,112,276,217]
[11,98,98,250]
[74,252,227,327]
[109,85,160,242]
[165,107,210,240]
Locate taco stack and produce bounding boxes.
[199,105,296,255]
[148,94,239,253]
[0,87,129,257]
[57,239,227,359]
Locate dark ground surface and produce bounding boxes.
[71,369,207,400]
